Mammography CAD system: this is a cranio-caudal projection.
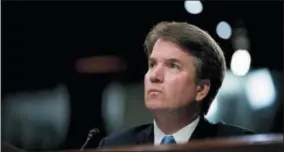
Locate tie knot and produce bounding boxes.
[161,136,176,144]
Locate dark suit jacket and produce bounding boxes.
[1,142,24,152]
[98,116,254,148]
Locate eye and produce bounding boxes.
[168,62,180,70]
[148,61,156,68]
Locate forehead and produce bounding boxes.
[150,38,193,61]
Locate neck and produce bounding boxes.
[153,107,199,135]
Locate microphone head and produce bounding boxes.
[87,128,100,138]
[80,127,100,151]
[90,128,100,134]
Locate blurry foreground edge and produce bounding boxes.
[1,142,25,152]
[65,134,283,152]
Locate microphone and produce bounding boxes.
[80,128,100,151]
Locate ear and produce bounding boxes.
[195,79,211,102]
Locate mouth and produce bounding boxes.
[148,89,162,94]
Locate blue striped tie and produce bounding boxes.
[160,136,176,144]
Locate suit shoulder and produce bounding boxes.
[98,124,151,148]
[105,124,151,140]
[216,122,254,137]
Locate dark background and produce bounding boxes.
[2,1,283,151]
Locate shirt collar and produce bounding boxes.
[153,116,200,145]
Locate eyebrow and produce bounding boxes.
[148,57,155,62]
[166,58,182,64]
[148,57,182,64]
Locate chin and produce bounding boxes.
[145,100,168,110]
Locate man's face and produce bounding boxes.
[144,38,200,111]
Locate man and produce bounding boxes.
[98,21,253,148]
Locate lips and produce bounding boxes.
[148,89,162,94]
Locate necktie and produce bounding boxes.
[160,136,176,144]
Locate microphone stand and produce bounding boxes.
[80,128,100,151]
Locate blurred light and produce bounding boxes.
[205,98,218,122]
[230,49,251,76]
[102,82,126,133]
[2,84,70,150]
[245,69,276,110]
[184,0,203,15]
[232,27,250,50]
[76,56,127,73]
[216,21,232,39]
[218,71,243,95]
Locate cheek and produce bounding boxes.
[166,75,195,96]
[167,75,188,87]
[144,72,150,87]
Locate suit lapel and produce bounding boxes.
[134,116,217,145]
[190,116,218,141]
[136,124,154,145]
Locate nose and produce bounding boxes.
[149,64,164,83]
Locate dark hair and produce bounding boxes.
[144,21,226,115]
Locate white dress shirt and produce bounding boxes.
[153,116,200,145]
